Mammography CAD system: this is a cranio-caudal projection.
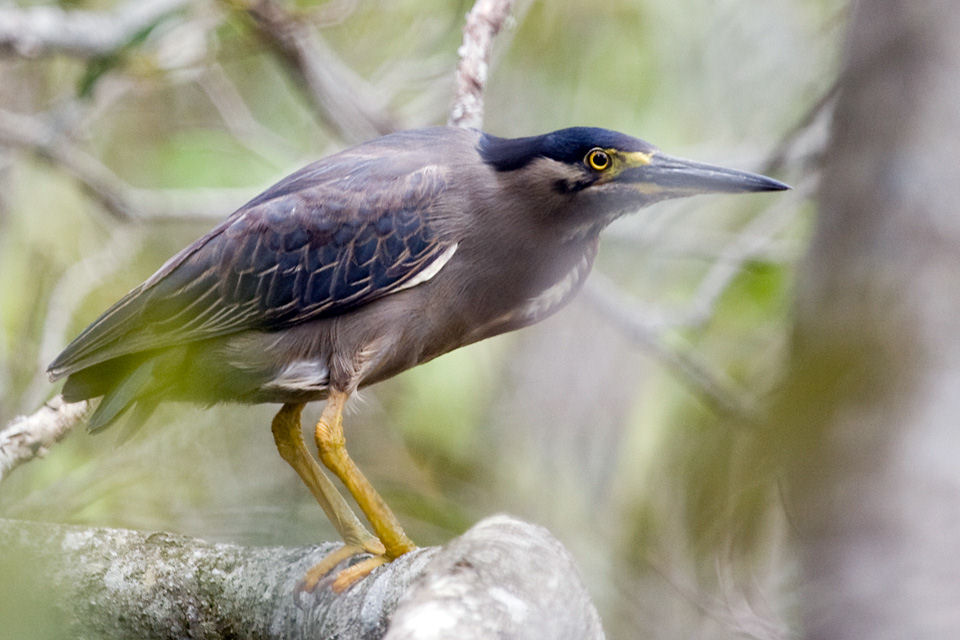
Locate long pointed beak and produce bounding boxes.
[622,152,790,195]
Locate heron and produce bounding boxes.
[48,125,788,590]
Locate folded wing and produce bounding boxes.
[48,157,453,378]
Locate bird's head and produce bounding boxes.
[478,127,788,234]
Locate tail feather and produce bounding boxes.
[114,397,160,444]
[86,359,155,433]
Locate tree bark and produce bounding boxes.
[0,396,89,483]
[448,0,515,130]
[0,515,604,640]
[774,2,960,638]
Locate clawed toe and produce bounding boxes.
[296,537,383,592]
[331,554,392,593]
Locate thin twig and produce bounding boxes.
[0,396,89,484]
[0,0,190,59]
[0,107,135,219]
[233,0,398,143]
[584,177,814,418]
[761,81,838,176]
[449,0,515,130]
[647,182,813,332]
[583,274,759,420]
[197,64,301,165]
[0,107,246,222]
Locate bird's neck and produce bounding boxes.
[461,236,599,344]
[513,237,599,326]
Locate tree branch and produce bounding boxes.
[0,106,137,219]
[385,516,604,640]
[0,395,89,483]
[648,183,810,333]
[448,0,515,130]
[583,274,759,420]
[0,515,604,639]
[233,0,399,143]
[0,0,190,59]
[197,63,302,164]
[0,107,245,222]
[582,178,811,421]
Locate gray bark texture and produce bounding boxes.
[772,1,960,638]
[0,514,604,640]
[0,396,89,483]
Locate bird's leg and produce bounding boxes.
[314,389,417,589]
[270,403,386,590]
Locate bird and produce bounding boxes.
[47,125,788,591]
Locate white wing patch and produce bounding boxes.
[396,242,459,292]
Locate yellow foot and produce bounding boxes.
[298,538,386,593]
[330,542,419,593]
[331,554,392,593]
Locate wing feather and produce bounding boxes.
[48,146,455,378]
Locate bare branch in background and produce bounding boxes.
[583,177,813,421]
[0,107,135,219]
[0,396,89,484]
[0,0,190,59]
[762,81,838,176]
[583,274,759,420]
[235,0,398,144]
[448,0,515,130]
[197,64,303,164]
[649,181,812,332]
[0,107,246,222]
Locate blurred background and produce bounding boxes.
[0,1,845,638]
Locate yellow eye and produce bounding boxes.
[586,148,611,171]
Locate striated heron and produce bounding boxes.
[48,126,788,590]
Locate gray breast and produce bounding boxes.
[515,246,597,325]
[463,241,599,343]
